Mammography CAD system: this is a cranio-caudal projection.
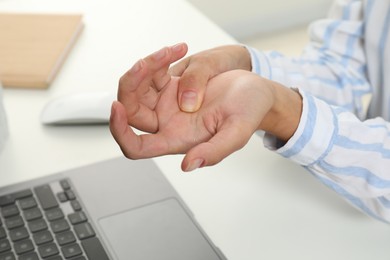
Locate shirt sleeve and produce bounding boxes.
[264,89,390,223]
[249,0,390,223]
[247,0,371,120]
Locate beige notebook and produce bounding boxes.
[0,13,83,89]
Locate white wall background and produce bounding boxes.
[187,0,334,40]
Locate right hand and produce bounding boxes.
[110,44,273,171]
[169,44,252,112]
[110,44,302,172]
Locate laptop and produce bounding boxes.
[0,156,227,260]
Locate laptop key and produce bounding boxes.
[19,197,37,210]
[1,205,19,218]
[81,237,109,260]
[19,252,38,260]
[65,190,76,201]
[0,195,14,207]
[33,230,53,245]
[5,216,24,229]
[13,190,33,201]
[51,219,70,233]
[68,212,87,225]
[46,208,64,222]
[23,208,42,221]
[9,227,29,242]
[13,239,34,255]
[0,228,5,240]
[0,251,15,260]
[55,231,76,246]
[0,190,32,207]
[70,200,82,212]
[61,243,82,258]
[34,185,58,210]
[68,257,85,260]
[28,219,48,233]
[46,256,63,260]
[38,243,59,258]
[0,239,11,253]
[73,223,95,240]
[56,192,67,203]
[60,180,71,191]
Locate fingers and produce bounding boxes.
[169,43,188,66]
[119,43,188,94]
[143,43,188,91]
[143,43,188,71]
[169,57,189,77]
[117,43,188,132]
[117,59,159,133]
[181,121,253,172]
[177,63,210,112]
[110,101,170,159]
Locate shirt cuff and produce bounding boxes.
[244,45,272,79]
[263,89,337,166]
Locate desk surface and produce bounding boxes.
[0,0,389,259]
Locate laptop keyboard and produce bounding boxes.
[0,179,109,260]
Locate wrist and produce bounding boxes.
[259,81,302,141]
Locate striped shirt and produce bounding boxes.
[247,0,390,223]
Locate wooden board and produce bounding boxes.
[0,13,83,88]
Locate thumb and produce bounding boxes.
[169,58,188,76]
[177,66,211,113]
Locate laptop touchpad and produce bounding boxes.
[98,198,221,260]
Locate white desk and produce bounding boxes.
[1,0,389,259]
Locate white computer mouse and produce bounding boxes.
[40,91,117,125]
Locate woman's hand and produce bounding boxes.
[110,44,302,171]
[169,44,252,112]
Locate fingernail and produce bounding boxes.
[180,91,198,112]
[110,102,116,117]
[132,59,143,73]
[185,158,204,172]
[152,48,166,60]
[110,101,119,122]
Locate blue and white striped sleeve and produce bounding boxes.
[264,90,390,223]
[247,0,390,223]
[247,0,370,119]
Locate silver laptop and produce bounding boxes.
[0,157,227,260]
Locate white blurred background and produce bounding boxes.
[187,0,334,55]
